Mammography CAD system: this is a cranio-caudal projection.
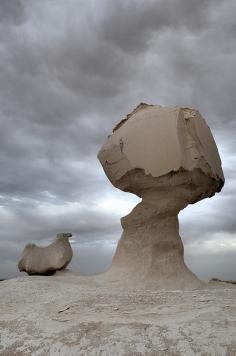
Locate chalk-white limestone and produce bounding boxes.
[98,103,224,289]
[18,233,73,275]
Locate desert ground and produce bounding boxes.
[0,271,236,355]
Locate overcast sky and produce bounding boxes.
[0,0,236,280]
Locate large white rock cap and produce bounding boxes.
[98,103,224,199]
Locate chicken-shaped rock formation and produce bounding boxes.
[18,233,73,275]
[98,103,224,289]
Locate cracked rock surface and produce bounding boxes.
[0,274,236,355]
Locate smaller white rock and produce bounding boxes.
[18,233,73,275]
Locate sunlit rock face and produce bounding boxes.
[98,103,224,289]
[18,233,73,275]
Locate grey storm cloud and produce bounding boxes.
[99,0,214,53]
[0,0,235,280]
[0,0,25,26]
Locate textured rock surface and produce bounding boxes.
[0,275,236,355]
[18,233,73,275]
[98,103,224,289]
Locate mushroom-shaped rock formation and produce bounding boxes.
[18,233,73,275]
[98,103,224,289]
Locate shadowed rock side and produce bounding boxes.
[98,103,224,289]
[18,233,73,275]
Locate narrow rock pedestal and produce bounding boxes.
[107,180,203,289]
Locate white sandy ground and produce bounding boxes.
[0,271,236,355]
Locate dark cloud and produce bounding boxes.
[0,0,235,280]
[0,0,25,26]
[99,0,214,53]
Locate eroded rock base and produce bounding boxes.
[101,169,219,289]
